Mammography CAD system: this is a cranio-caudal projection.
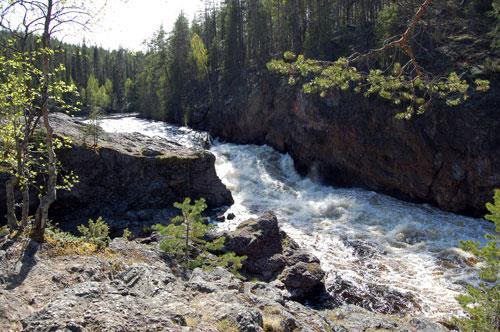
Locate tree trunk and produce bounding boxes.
[5,176,18,230]
[184,212,190,262]
[33,0,55,243]
[21,186,29,229]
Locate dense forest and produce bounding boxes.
[136,0,498,124]
[3,0,497,122]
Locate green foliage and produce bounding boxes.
[191,33,209,80]
[489,0,500,50]
[123,228,132,240]
[461,190,500,282]
[486,189,500,225]
[77,217,111,250]
[0,40,80,231]
[268,53,490,119]
[85,74,111,111]
[283,51,296,61]
[212,252,247,276]
[454,190,500,331]
[46,224,83,245]
[154,198,210,258]
[154,198,245,274]
[375,4,401,43]
[45,223,112,256]
[455,284,500,331]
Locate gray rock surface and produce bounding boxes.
[0,113,233,230]
[0,235,448,332]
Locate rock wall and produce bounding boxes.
[204,81,500,216]
[0,114,233,229]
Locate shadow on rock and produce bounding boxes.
[6,240,40,290]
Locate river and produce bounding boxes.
[98,114,494,320]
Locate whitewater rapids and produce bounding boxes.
[99,115,494,320]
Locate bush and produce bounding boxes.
[123,228,132,240]
[45,224,98,256]
[77,217,111,250]
[454,189,500,331]
[212,252,247,276]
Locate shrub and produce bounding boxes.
[77,217,111,250]
[45,225,98,256]
[454,189,500,331]
[211,252,247,276]
[123,228,132,240]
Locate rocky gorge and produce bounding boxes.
[0,111,496,331]
[195,81,500,217]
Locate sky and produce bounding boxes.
[60,0,205,51]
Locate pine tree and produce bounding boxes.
[154,198,217,262]
[454,190,500,331]
[167,13,192,123]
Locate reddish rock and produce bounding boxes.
[206,83,500,216]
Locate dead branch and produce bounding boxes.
[347,0,434,79]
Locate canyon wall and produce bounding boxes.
[202,81,500,216]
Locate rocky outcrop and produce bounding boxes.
[327,274,420,314]
[0,113,233,231]
[222,212,418,314]
[224,212,326,301]
[201,82,500,216]
[0,237,446,332]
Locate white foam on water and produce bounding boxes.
[210,142,493,320]
[97,115,205,149]
[97,115,494,320]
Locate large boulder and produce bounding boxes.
[0,113,233,231]
[224,212,326,301]
[224,212,284,272]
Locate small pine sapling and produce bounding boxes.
[77,217,111,250]
[454,189,500,331]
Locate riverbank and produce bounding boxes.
[0,213,448,332]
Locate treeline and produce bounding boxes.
[55,43,142,113]
[0,30,141,114]
[133,0,498,124]
[2,0,495,120]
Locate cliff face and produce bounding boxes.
[203,82,499,216]
[0,114,233,230]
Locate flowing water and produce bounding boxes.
[98,115,494,320]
